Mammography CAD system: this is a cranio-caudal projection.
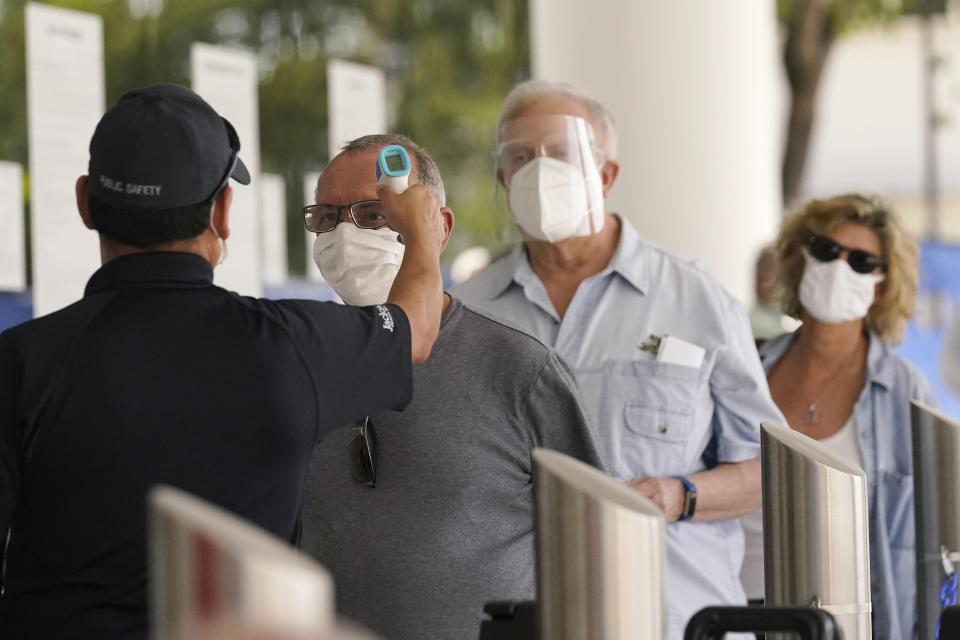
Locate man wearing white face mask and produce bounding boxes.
[313,220,405,306]
[300,134,605,640]
[454,80,785,639]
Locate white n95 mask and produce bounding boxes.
[312,223,405,306]
[507,157,605,243]
[798,248,885,324]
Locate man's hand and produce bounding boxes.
[377,183,445,364]
[627,460,761,523]
[628,476,686,522]
[377,184,445,252]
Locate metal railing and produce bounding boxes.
[911,401,960,640]
[533,449,666,640]
[761,422,872,640]
[149,485,375,640]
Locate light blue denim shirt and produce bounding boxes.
[454,216,785,640]
[759,331,937,640]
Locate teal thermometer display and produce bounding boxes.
[375,145,411,194]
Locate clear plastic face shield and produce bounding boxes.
[493,114,606,243]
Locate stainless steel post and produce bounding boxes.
[911,401,960,640]
[533,449,666,640]
[761,422,872,640]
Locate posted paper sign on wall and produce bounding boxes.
[326,60,387,160]
[191,43,262,298]
[26,3,104,316]
[0,161,26,292]
[259,173,287,286]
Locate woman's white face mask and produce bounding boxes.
[312,224,405,306]
[798,248,885,324]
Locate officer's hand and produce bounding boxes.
[376,184,444,251]
[627,476,686,522]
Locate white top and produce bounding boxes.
[740,414,863,599]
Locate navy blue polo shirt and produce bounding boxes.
[0,251,412,639]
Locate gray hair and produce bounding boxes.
[338,134,446,205]
[497,79,618,161]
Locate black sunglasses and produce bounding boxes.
[348,417,378,488]
[807,234,885,274]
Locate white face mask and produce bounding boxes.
[507,157,605,243]
[798,248,885,324]
[209,216,227,265]
[312,223,405,306]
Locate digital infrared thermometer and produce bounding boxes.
[376,145,411,194]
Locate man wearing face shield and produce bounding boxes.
[301,134,605,640]
[454,80,785,639]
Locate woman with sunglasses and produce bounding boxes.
[740,194,936,640]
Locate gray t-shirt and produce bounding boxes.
[301,294,604,640]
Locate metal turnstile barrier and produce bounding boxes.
[761,422,872,640]
[149,485,377,640]
[912,401,960,640]
[533,449,666,640]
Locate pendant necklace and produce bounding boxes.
[804,346,861,424]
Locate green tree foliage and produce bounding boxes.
[0,0,529,273]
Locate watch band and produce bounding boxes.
[674,475,698,522]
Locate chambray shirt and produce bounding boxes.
[759,332,937,640]
[454,216,784,640]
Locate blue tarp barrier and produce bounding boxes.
[0,291,32,333]
[896,240,960,420]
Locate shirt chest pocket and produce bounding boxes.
[606,359,705,478]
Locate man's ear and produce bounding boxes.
[440,207,455,252]
[599,160,620,198]
[496,167,506,189]
[76,176,96,230]
[211,185,233,240]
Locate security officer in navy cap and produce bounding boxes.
[0,84,444,638]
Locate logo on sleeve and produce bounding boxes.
[375,305,395,332]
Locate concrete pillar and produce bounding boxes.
[530,1,782,303]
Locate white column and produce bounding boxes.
[530,1,782,303]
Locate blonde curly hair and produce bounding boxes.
[775,194,918,344]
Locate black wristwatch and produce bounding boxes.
[675,475,697,521]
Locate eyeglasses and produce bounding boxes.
[807,234,885,274]
[303,200,387,234]
[493,136,601,186]
[347,417,378,488]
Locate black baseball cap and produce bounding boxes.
[87,83,251,211]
